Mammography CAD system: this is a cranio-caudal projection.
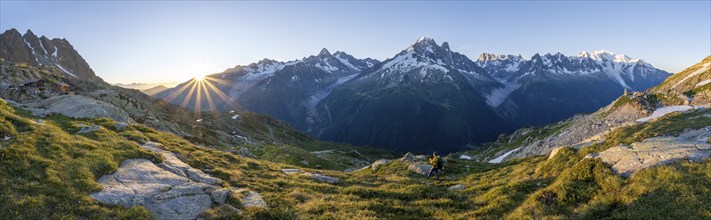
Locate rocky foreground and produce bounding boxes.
[91,142,266,220]
[594,126,711,177]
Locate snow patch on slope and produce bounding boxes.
[377,50,448,76]
[636,105,704,122]
[673,63,710,89]
[489,147,522,163]
[486,82,521,107]
[315,62,339,73]
[334,54,360,71]
[243,60,301,80]
[55,64,77,78]
[695,79,711,88]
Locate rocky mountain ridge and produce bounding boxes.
[0,29,100,81]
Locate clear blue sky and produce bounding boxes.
[1,1,709,84]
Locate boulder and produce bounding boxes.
[371,159,391,171]
[231,188,267,208]
[211,188,230,204]
[76,125,101,134]
[408,163,433,176]
[400,152,416,162]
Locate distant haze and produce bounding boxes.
[1,1,708,84]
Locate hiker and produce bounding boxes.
[427,151,444,180]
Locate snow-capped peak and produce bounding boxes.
[318,48,332,57]
[416,36,435,43]
[578,50,637,63]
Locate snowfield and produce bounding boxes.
[636,105,704,122]
[489,147,522,163]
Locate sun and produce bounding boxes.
[162,74,233,118]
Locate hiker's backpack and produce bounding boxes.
[432,156,443,169]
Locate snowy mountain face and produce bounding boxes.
[478,50,670,126]
[355,37,494,89]
[477,50,667,90]
[0,29,100,81]
[156,37,670,154]
[476,53,525,82]
[155,48,379,132]
[314,38,513,153]
[476,50,670,108]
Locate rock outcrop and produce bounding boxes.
[0,29,100,81]
[594,127,711,177]
[497,97,650,162]
[90,142,262,220]
[400,152,417,162]
[30,95,131,123]
[370,159,391,171]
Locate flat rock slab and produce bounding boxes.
[36,95,131,123]
[90,142,225,220]
[596,127,711,177]
[281,169,300,175]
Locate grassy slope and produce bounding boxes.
[2,97,709,219]
[1,62,394,171]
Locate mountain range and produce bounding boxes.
[1,28,709,219]
[157,37,670,153]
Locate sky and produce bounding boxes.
[1,1,710,84]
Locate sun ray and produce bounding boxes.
[203,76,232,86]
[202,79,233,104]
[180,79,199,109]
[164,79,196,103]
[194,79,203,117]
[200,80,217,112]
